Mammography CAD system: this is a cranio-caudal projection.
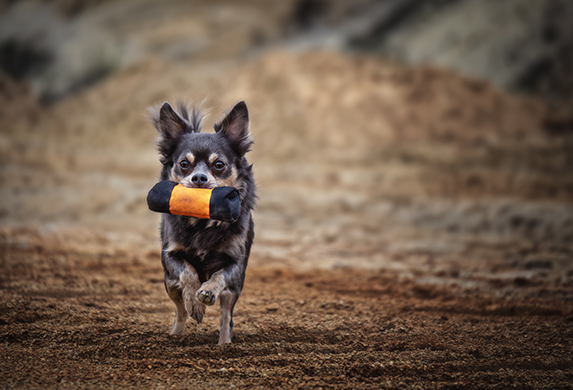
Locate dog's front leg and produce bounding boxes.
[196,262,245,344]
[180,262,205,325]
[163,254,205,335]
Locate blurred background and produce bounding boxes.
[1,0,572,281]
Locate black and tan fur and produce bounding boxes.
[150,100,255,344]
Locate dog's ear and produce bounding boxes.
[214,101,253,155]
[150,102,187,160]
[158,102,187,140]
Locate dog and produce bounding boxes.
[149,100,255,344]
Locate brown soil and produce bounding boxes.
[1,48,573,388]
[1,226,572,389]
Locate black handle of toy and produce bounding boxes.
[147,181,177,213]
[209,186,241,222]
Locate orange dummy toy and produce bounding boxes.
[147,181,241,223]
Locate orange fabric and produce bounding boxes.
[169,185,212,219]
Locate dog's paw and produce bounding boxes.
[196,288,217,306]
[170,319,186,335]
[183,290,205,324]
[189,300,206,324]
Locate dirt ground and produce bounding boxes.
[1,44,573,389]
[1,225,572,389]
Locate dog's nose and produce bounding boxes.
[191,174,209,186]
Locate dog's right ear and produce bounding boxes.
[158,102,186,140]
[150,102,187,160]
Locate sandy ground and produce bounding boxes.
[1,48,573,388]
[1,226,572,389]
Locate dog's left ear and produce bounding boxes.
[214,101,253,156]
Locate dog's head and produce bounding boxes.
[151,101,253,190]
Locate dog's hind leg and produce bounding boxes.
[195,259,246,344]
[218,290,239,344]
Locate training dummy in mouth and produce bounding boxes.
[147,181,241,223]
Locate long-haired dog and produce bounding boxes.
[150,100,255,344]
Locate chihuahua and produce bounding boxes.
[150,100,255,344]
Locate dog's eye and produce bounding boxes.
[214,161,225,170]
[179,160,190,169]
